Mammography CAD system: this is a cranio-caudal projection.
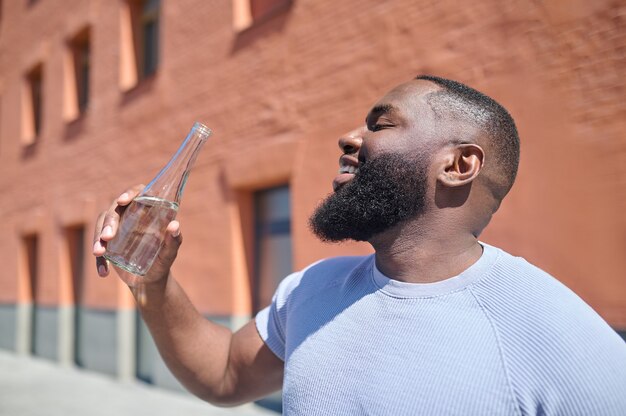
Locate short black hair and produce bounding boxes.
[415,75,520,200]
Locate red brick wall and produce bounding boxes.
[0,0,624,325]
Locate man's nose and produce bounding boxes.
[338,127,365,154]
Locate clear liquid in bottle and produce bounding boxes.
[104,196,179,276]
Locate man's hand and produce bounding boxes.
[92,184,182,287]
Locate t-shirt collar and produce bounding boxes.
[371,243,499,298]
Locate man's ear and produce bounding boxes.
[437,144,485,187]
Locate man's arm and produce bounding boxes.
[93,186,283,406]
[133,274,283,405]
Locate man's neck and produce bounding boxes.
[370,220,483,284]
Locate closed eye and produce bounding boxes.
[365,103,399,132]
[369,123,392,132]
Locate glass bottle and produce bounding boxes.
[104,122,212,276]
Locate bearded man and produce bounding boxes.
[94,76,626,415]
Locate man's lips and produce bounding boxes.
[333,173,355,191]
[333,155,360,191]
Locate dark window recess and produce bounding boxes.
[23,234,38,354]
[71,28,90,114]
[65,226,85,366]
[252,185,293,313]
[141,0,159,78]
[27,65,43,138]
[76,39,90,112]
[250,0,291,22]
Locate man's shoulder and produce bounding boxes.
[303,255,372,277]
[291,254,372,288]
[477,243,626,355]
[475,244,624,348]
[478,246,626,409]
[479,243,574,296]
[274,255,372,303]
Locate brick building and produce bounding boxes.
[0,0,624,393]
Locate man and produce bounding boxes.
[93,76,626,415]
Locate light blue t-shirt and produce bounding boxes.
[255,244,626,415]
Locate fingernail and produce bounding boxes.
[102,225,112,236]
[170,221,180,237]
[93,241,100,253]
[98,265,107,276]
[120,193,129,200]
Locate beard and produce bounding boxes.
[309,152,429,242]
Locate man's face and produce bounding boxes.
[309,81,442,242]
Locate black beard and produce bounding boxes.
[309,152,428,242]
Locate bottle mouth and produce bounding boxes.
[193,122,212,138]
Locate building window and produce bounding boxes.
[141,0,159,77]
[119,0,160,91]
[64,27,90,121]
[21,234,39,354]
[252,185,292,313]
[136,312,157,383]
[64,225,85,366]
[23,64,43,144]
[233,0,291,31]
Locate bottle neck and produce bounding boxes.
[141,124,210,203]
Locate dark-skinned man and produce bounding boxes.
[93,76,626,415]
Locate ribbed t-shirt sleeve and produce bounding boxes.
[255,304,286,361]
[255,271,302,362]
